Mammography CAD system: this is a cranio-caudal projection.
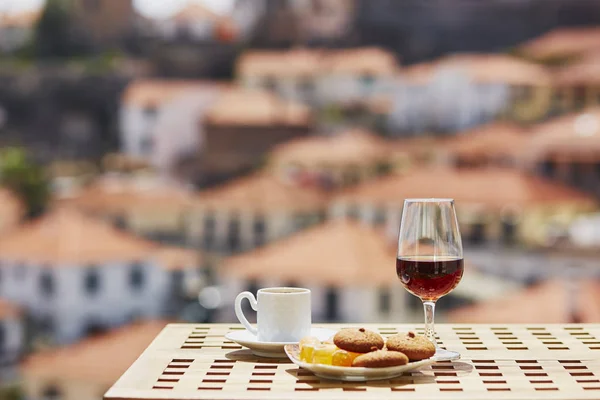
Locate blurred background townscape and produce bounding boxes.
[1,0,600,398]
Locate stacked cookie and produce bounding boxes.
[298,328,435,368]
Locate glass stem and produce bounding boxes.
[423,300,437,346]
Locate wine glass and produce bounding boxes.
[396,198,464,361]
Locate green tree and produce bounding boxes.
[33,0,90,59]
[0,147,50,218]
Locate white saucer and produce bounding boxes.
[225,328,337,358]
[285,344,437,381]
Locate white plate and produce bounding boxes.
[284,344,437,382]
[225,328,337,358]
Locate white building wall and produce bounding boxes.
[0,317,22,363]
[0,259,179,345]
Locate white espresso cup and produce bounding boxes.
[234,287,311,342]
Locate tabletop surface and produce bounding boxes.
[104,323,600,400]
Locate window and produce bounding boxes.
[129,263,145,291]
[361,73,375,89]
[570,162,584,186]
[0,322,5,350]
[502,220,517,246]
[253,215,266,247]
[373,207,386,225]
[227,216,241,252]
[247,280,259,295]
[114,215,127,230]
[171,270,184,294]
[143,104,157,118]
[468,222,486,245]
[84,320,106,337]
[139,135,154,156]
[540,159,556,177]
[325,287,339,321]
[298,77,314,99]
[378,288,391,314]
[574,86,587,110]
[39,316,55,336]
[41,385,62,400]
[346,204,359,219]
[84,268,100,296]
[264,76,277,92]
[40,271,55,298]
[203,211,216,249]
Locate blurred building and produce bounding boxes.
[250,0,355,46]
[391,54,552,133]
[188,173,327,253]
[199,88,313,185]
[553,54,600,115]
[332,168,597,247]
[220,219,517,323]
[150,2,234,42]
[448,279,600,323]
[236,47,398,108]
[21,320,168,400]
[68,0,135,46]
[0,299,22,367]
[119,80,226,173]
[517,27,600,64]
[0,208,202,344]
[525,110,600,197]
[441,122,527,168]
[0,9,40,52]
[268,129,406,189]
[55,174,195,244]
[220,220,405,323]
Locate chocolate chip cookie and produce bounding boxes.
[385,331,436,361]
[333,328,385,353]
[352,350,409,368]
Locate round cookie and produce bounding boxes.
[352,350,409,368]
[333,328,384,353]
[385,331,435,361]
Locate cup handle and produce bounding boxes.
[234,291,258,336]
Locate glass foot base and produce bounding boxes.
[432,348,460,361]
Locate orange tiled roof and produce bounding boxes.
[526,109,600,159]
[237,47,398,78]
[205,88,311,126]
[152,246,201,271]
[269,129,391,168]
[0,298,21,319]
[21,320,169,386]
[196,174,328,212]
[335,168,596,210]
[402,54,551,86]
[445,122,527,161]
[222,220,395,286]
[448,279,600,323]
[122,80,226,107]
[518,27,600,61]
[0,207,155,265]
[237,49,323,78]
[326,47,398,76]
[56,177,195,216]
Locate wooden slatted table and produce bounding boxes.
[104,323,600,400]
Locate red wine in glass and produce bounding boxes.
[396,257,464,301]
